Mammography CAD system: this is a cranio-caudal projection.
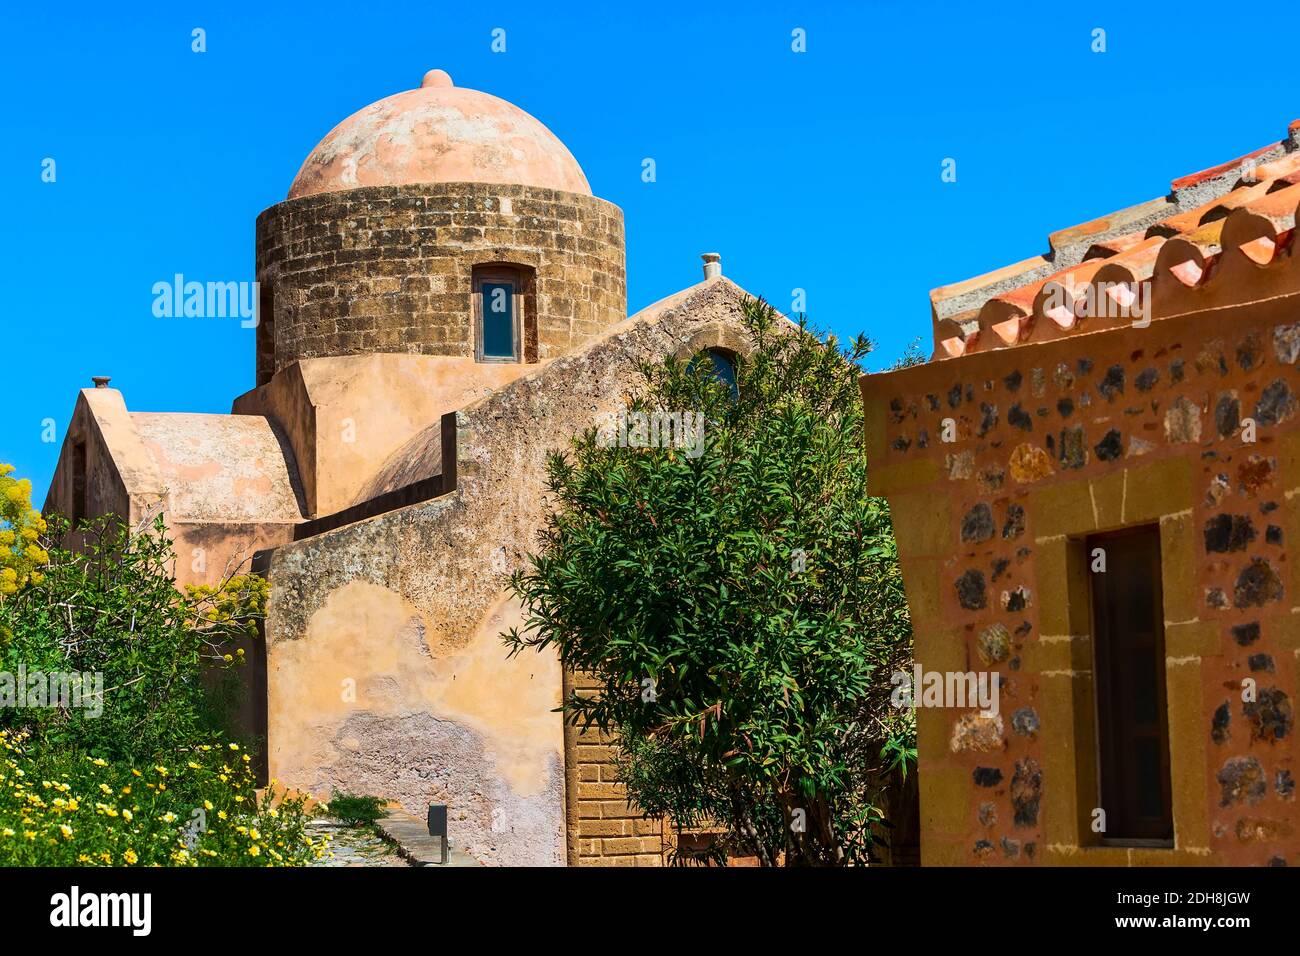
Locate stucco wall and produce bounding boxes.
[862,293,1300,866]
[255,182,626,383]
[264,276,757,865]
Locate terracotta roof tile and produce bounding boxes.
[928,118,1300,360]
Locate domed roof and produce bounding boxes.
[288,70,591,200]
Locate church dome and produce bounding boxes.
[288,69,591,200]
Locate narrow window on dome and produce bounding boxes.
[474,265,534,362]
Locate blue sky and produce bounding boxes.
[4,1,1299,503]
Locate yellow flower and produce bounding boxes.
[228,743,240,751]
[248,845,260,857]
[217,810,227,820]
[203,800,214,811]
[1,828,13,837]
[91,758,107,767]
[122,809,133,822]
[58,824,73,839]
[123,849,138,865]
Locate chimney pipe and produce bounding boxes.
[91,376,111,389]
[701,252,721,280]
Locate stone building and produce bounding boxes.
[860,122,1300,865]
[44,69,760,866]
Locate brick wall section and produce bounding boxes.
[254,182,626,384]
[564,669,666,866]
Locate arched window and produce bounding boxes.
[473,264,536,362]
[690,348,738,398]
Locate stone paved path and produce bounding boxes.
[308,818,408,867]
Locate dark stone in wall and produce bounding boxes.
[961,503,995,543]
[1007,404,1033,431]
[948,384,963,408]
[1001,837,1021,860]
[1004,370,1022,392]
[1053,363,1074,389]
[1003,586,1029,612]
[1248,654,1274,673]
[1059,426,1087,469]
[1237,333,1264,371]
[1217,756,1266,806]
[1278,770,1296,799]
[1056,397,1074,418]
[1211,702,1230,744]
[1098,365,1125,401]
[1135,367,1159,392]
[1203,514,1257,553]
[1011,707,1039,737]
[1002,504,1025,539]
[1077,358,1093,374]
[1234,558,1284,608]
[1266,525,1282,545]
[973,767,1003,787]
[1232,622,1261,646]
[1010,758,1042,827]
[1255,379,1297,427]
[1215,394,1241,438]
[1170,358,1185,383]
[978,802,997,826]
[1094,429,1123,461]
[991,557,1010,581]
[1243,688,1292,743]
[1207,588,1228,609]
[956,570,987,610]
[974,839,994,860]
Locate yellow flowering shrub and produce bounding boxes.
[0,464,47,599]
[0,732,327,866]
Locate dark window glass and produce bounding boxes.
[690,349,738,397]
[1088,526,1173,843]
[71,441,87,524]
[482,281,514,358]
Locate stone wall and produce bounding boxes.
[861,292,1300,866]
[255,183,626,384]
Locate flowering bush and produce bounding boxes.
[0,731,326,866]
[0,464,48,600]
[0,507,266,760]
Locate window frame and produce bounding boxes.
[1085,523,1175,848]
[473,265,524,363]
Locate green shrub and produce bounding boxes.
[326,792,386,827]
[506,298,915,865]
[0,512,265,759]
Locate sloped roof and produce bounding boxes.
[932,119,1300,360]
[131,413,304,523]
